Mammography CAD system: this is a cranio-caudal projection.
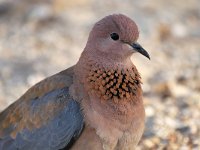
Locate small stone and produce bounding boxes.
[145,106,155,117]
[175,126,190,134]
[143,139,155,148]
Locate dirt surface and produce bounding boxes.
[0,0,199,149]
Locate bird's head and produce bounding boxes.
[84,14,150,63]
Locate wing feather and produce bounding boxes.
[0,68,84,150]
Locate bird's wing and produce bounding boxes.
[0,67,84,150]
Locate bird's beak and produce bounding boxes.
[131,42,150,60]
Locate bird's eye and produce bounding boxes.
[110,33,119,41]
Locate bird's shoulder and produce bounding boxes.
[0,66,76,138]
[21,65,75,102]
[0,66,85,150]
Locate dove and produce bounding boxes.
[0,14,150,150]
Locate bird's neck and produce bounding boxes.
[75,53,142,104]
[74,54,144,127]
[88,64,141,102]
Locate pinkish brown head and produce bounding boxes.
[84,14,150,62]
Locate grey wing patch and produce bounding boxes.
[0,87,84,150]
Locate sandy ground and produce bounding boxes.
[0,0,200,149]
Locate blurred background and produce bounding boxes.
[0,0,199,149]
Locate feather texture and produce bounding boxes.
[0,68,84,150]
